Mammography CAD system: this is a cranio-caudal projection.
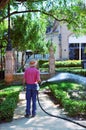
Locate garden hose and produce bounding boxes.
[37,91,86,129]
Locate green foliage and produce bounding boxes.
[0,96,17,122]
[1,0,86,57]
[55,60,81,67]
[38,60,48,68]
[1,0,86,41]
[0,21,7,56]
[49,82,79,91]
[63,99,86,117]
[55,67,86,77]
[0,86,22,122]
[11,15,28,50]
[48,82,86,117]
[39,60,86,76]
[40,60,81,68]
[10,13,48,54]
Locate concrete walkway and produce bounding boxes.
[0,90,86,130]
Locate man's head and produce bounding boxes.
[29,59,37,67]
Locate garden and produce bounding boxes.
[0,0,86,126]
[0,60,86,123]
[40,60,86,119]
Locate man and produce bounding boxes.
[23,59,41,118]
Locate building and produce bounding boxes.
[46,21,86,60]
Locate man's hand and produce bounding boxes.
[40,80,47,86]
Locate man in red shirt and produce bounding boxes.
[23,59,41,118]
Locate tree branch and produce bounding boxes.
[0,9,79,27]
[0,9,69,23]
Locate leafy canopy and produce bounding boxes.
[0,0,86,53]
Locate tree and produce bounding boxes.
[1,0,86,56]
[1,0,86,73]
[1,0,86,34]
[9,12,48,70]
[11,13,48,50]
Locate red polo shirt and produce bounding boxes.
[24,67,40,84]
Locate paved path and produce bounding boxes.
[0,90,86,130]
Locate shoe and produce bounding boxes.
[25,114,31,118]
[32,115,36,118]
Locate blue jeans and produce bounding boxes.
[26,84,37,116]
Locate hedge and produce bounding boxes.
[0,86,22,122]
[49,83,86,117]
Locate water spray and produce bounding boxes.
[41,72,86,87]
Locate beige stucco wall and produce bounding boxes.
[61,24,71,60]
[46,24,72,60]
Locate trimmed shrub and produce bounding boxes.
[55,60,81,68]
[49,83,86,118]
[0,86,22,122]
[63,99,86,117]
[39,59,86,76]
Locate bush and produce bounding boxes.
[39,59,86,76]
[49,84,68,106]
[55,60,81,67]
[49,83,86,117]
[63,99,86,117]
[40,60,81,68]
[0,86,22,122]
[0,96,17,122]
[38,60,48,68]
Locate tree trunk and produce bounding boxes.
[49,44,55,75]
[0,0,10,9]
[21,51,25,69]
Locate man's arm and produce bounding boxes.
[37,70,41,83]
